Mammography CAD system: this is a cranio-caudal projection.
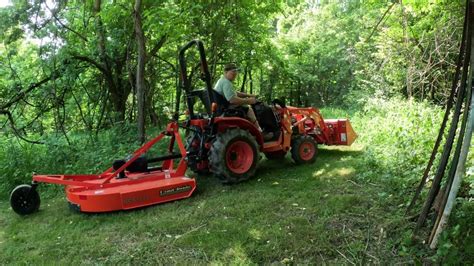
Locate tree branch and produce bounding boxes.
[149,34,168,58]
[0,73,59,110]
[0,110,44,144]
[71,54,108,74]
[156,55,176,71]
[366,2,396,43]
[44,2,89,42]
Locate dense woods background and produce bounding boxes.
[0,0,464,139]
[0,0,473,263]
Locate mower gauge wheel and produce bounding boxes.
[10,184,41,215]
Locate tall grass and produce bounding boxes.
[0,123,166,198]
[353,97,444,181]
[346,97,473,262]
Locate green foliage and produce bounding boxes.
[433,200,474,264]
[0,123,167,198]
[354,97,443,184]
[0,0,466,138]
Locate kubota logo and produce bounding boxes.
[160,185,192,196]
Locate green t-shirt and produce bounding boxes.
[213,76,236,101]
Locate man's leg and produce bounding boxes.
[247,108,263,132]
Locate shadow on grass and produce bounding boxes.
[255,145,364,177]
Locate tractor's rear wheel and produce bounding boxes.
[209,128,259,184]
[291,135,317,164]
[264,150,287,160]
[10,184,40,215]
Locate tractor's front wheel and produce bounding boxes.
[209,128,259,184]
[291,135,317,164]
[10,184,41,215]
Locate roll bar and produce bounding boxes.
[175,39,214,120]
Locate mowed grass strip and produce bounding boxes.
[0,145,410,264]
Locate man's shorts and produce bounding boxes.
[229,105,249,114]
[221,105,251,120]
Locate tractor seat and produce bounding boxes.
[212,90,247,118]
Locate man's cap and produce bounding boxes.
[224,63,240,72]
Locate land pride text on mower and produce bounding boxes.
[9,40,357,215]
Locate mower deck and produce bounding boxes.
[65,172,195,212]
[9,123,196,214]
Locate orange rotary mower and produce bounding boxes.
[10,40,356,215]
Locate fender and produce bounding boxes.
[213,117,264,147]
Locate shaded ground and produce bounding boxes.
[0,145,415,264]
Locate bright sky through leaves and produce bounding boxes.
[0,0,11,7]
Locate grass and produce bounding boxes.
[0,144,415,264]
[0,99,472,264]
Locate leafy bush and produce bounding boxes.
[352,97,444,184]
[433,199,474,264]
[0,123,168,199]
[347,97,473,262]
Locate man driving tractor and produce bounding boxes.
[213,63,273,139]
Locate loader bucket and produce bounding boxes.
[324,119,357,146]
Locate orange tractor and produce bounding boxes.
[10,40,356,215]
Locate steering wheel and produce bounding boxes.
[271,98,286,108]
[250,98,263,107]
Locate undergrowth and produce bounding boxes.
[343,97,473,263]
[0,123,166,199]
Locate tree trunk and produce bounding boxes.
[240,66,248,92]
[249,68,253,94]
[297,81,302,106]
[266,71,274,103]
[93,0,109,72]
[92,0,129,122]
[134,0,146,143]
[289,81,293,106]
[401,0,412,98]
